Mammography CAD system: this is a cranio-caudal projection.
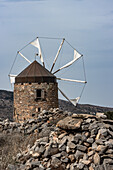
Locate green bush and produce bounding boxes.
[105,111,113,120]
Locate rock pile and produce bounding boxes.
[0,108,66,135]
[3,111,113,170]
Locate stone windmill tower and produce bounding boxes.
[14,60,58,122]
[9,37,86,123]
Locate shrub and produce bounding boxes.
[105,111,113,120]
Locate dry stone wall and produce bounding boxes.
[2,110,113,170]
[14,82,58,122]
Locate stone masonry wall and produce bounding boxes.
[14,82,58,122]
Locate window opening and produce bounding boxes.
[36,89,41,99]
[38,107,41,112]
[35,89,46,101]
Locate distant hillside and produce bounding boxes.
[0,90,113,121]
[0,90,13,120]
[59,99,113,115]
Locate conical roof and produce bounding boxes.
[15,60,56,83]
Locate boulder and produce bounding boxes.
[57,117,83,130]
[96,112,107,119]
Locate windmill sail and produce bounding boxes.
[10,77,15,84]
[9,74,17,84]
[30,38,45,67]
[50,38,65,72]
[58,88,80,106]
[9,36,86,107]
[53,49,82,74]
[18,52,31,64]
[70,97,80,106]
[57,77,86,84]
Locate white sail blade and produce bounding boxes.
[30,38,45,67]
[53,49,82,74]
[57,78,87,84]
[58,88,79,107]
[10,77,15,84]
[73,49,81,59]
[70,97,80,106]
[18,52,31,64]
[9,74,17,84]
[50,38,65,72]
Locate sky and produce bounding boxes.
[0,0,113,107]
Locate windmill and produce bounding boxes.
[9,37,87,109]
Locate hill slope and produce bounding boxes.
[0,90,13,120]
[0,90,113,120]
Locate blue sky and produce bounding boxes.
[0,0,113,107]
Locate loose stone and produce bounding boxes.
[93,152,100,165]
[77,144,87,152]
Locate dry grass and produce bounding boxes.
[0,132,37,170]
